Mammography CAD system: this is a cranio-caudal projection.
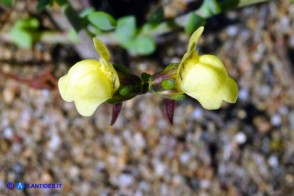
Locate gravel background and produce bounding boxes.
[1,0,294,195]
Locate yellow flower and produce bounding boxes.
[58,38,120,116]
[177,26,238,109]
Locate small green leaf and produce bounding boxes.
[119,86,132,96]
[36,0,53,11]
[14,18,39,29]
[0,0,14,8]
[9,29,34,48]
[185,13,206,34]
[197,0,221,18]
[9,18,40,48]
[141,23,157,35]
[161,79,175,90]
[88,11,116,31]
[148,6,164,24]
[125,36,155,56]
[115,16,136,42]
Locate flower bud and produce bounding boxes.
[149,63,186,100]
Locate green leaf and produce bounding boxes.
[0,0,14,8]
[14,18,39,29]
[141,23,157,35]
[10,28,34,48]
[88,11,116,31]
[9,18,40,48]
[185,13,206,34]
[124,36,155,56]
[36,0,53,11]
[148,6,164,24]
[115,16,136,43]
[197,0,221,18]
[114,16,155,55]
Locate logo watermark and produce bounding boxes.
[6,182,62,190]
[16,182,25,190]
[6,182,14,190]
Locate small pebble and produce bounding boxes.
[226,25,239,37]
[238,88,249,101]
[154,161,166,177]
[3,87,15,104]
[133,133,145,149]
[192,108,203,120]
[48,134,61,151]
[69,166,79,178]
[3,127,13,139]
[289,112,294,129]
[118,174,134,187]
[271,114,281,126]
[278,105,288,115]
[12,143,22,154]
[41,89,51,98]
[180,152,190,164]
[160,183,168,195]
[200,179,210,189]
[234,132,246,144]
[268,155,279,167]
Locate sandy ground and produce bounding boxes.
[1,0,294,195]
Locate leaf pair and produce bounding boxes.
[114,16,155,56]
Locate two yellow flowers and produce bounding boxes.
[58,26,238,117]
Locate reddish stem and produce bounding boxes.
[0,70,57,90]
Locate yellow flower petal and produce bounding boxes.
[93,37,110,61]
[74,99,105,117]
[72,63,112,101]
[68,59,118,94]
[222,77,238,103]
[187,26,204,53]
[58,75,74,102]
[58,59,119,116]
[99,58,120,92]
[179,55,238,110]
[198,54,226,71]
[177,26,204,83]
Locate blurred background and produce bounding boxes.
[1,0,294,195]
